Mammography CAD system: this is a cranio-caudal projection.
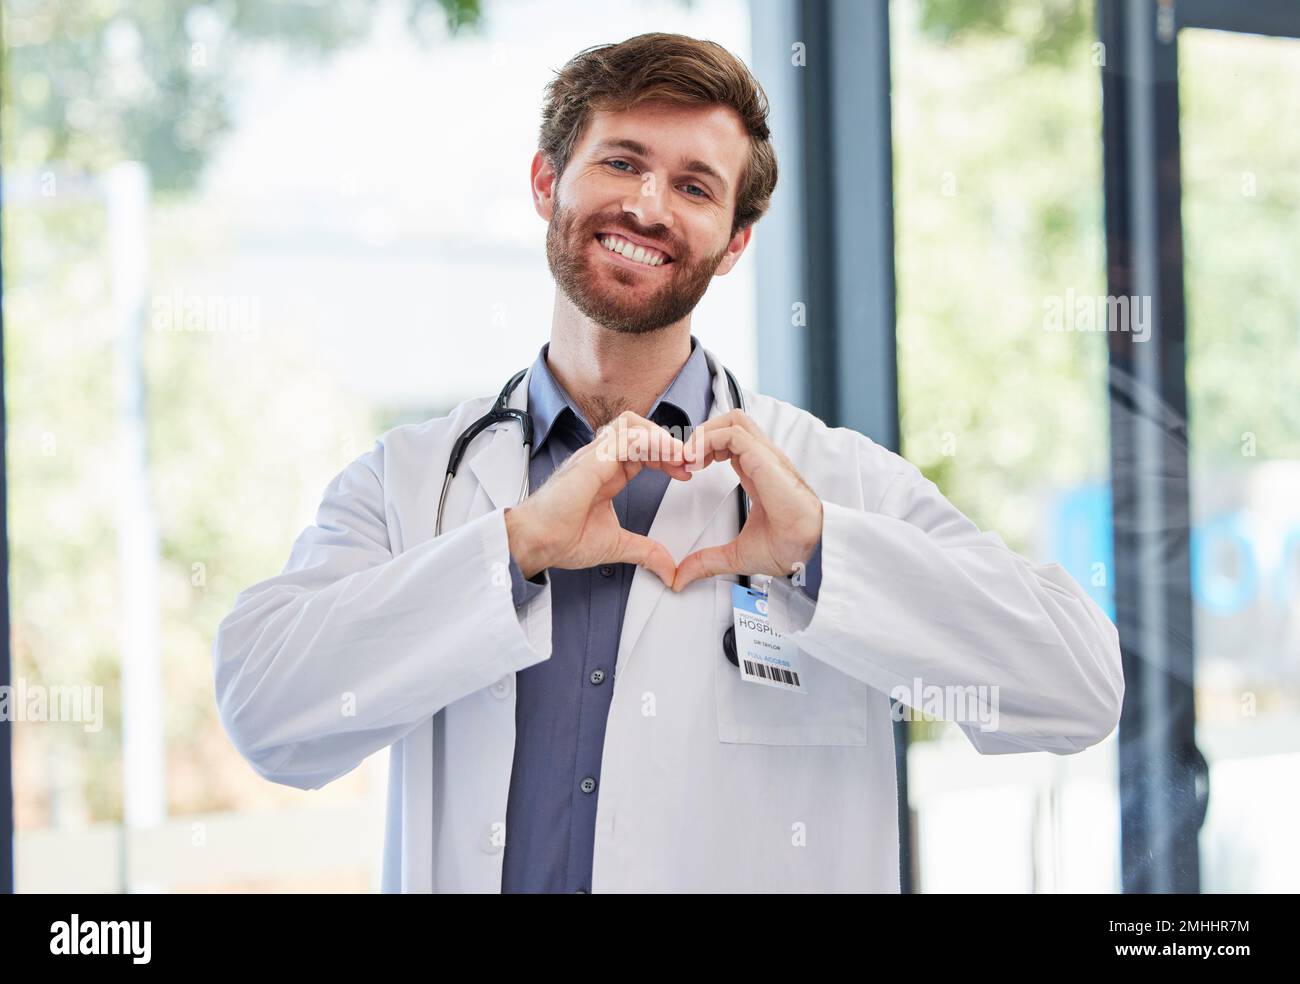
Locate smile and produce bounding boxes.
[594,232,673,267]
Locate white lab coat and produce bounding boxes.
[212,343,1124,893]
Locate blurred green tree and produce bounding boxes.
[2,0,483,191]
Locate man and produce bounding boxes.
[213,33,1124,893]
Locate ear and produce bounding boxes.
[712,224,753,277]
[531,150,558,222]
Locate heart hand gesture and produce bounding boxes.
[671,409,823,592]
[504,411,692,587]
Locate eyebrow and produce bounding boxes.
[591,138,731,197]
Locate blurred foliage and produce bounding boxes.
[895,2,1300,750]
[893,0,1106,757]
[7,0,1299,838]
[1179,29,1300,461]
[5,190,380,824]
[893,0,1108,554]
[2,0,484,192]
[4,198,126,827]
[3,0,479,828]
[917,0,1090,64]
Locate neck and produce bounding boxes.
[546,292,693,431]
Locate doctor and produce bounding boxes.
[213,33,1124,893]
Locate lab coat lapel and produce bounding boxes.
[615,346,741,674]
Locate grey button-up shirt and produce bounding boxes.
[500,335,823,893]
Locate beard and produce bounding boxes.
[545,201,728,336]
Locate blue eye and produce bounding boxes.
[607,159,709,200]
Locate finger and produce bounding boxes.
[684,422,747,469]
[608,529,678,588]
[684,424,775,480]
[601,428,692,485]
[593,453,642,500]
[683,410,778,464]
[732,458,759,503]
[671,542,742,592]
[593,413,693,481]
[567,429,678,507]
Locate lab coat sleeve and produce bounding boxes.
[212,442,552,790]
[764,443,1124,756]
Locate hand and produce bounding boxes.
[505,411,693,587]
[671,409,823,592]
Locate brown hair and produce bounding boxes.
[539,33,778,238]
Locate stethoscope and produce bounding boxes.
[435,359,752,667]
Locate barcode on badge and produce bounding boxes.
[742,658,801,688]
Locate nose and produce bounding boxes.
[622,170,674,231]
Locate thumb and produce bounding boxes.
[607,529,678,588]
[671,542,741,592]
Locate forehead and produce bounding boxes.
[576,101,749,196]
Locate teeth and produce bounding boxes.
[599,234,668,267]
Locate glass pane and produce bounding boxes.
[1180,27,1300,893]
[891,0,1117,891]
[4,0,755,891]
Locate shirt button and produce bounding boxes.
[479,822,505,853]
[599,565,614,577]
[574,888,588,894]
[490,675,513,699]
[580,777,597,794]
[589,669,605,685]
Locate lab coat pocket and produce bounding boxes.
[712,578,870,746]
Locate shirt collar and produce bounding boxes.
[524,334,713,453]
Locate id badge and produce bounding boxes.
[730,583,807,694]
